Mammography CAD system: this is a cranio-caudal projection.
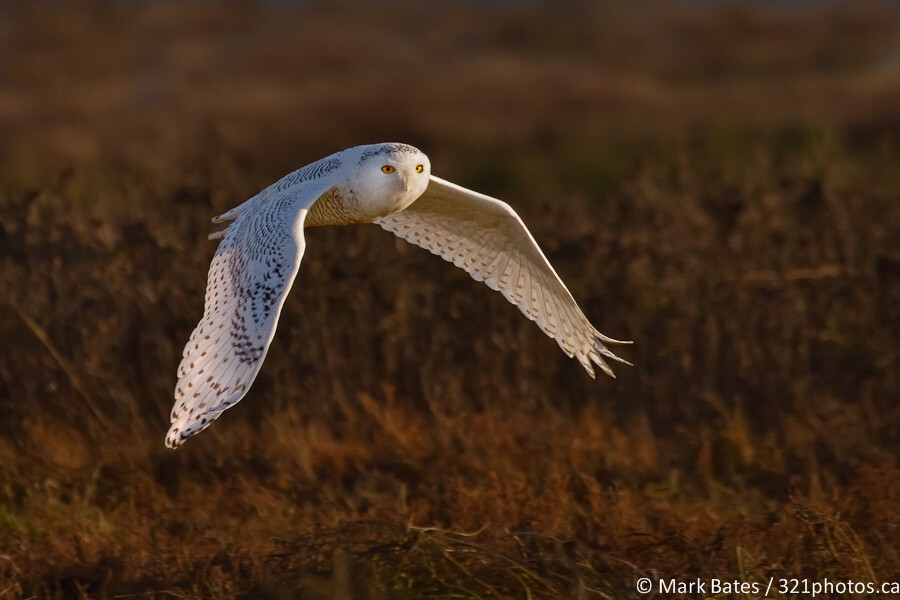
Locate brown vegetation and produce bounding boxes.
[1,1,899,598]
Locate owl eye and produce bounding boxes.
[381,165,395,174]
[415,164,424,173]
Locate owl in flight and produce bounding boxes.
[167,143,630,448]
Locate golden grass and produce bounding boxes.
[1,1,899,598]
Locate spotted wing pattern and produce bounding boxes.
[167,181,334,447]
[375,176,631,378]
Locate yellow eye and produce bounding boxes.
[381,165,395,174]
[415,164,424,173]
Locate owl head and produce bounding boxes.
[352,143,431,208]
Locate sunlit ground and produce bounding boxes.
[1,1,899,598]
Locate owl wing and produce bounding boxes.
[374,175,631,378]
[167,180,336,448]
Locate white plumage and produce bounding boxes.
[167,143,630,448]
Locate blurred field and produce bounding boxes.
[1,1,900,598]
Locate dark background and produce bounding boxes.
[1,1,899,598]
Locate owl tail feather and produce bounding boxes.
[209,195,259,239]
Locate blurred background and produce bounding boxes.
[1,1,899,598]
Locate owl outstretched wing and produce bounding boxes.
[167,178,336,448]
[375,175,631,378]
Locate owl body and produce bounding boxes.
[167,142,629,448]
[255,143,432,228]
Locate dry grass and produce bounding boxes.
[1,1,899,598]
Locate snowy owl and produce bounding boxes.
[167,143,631,448]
